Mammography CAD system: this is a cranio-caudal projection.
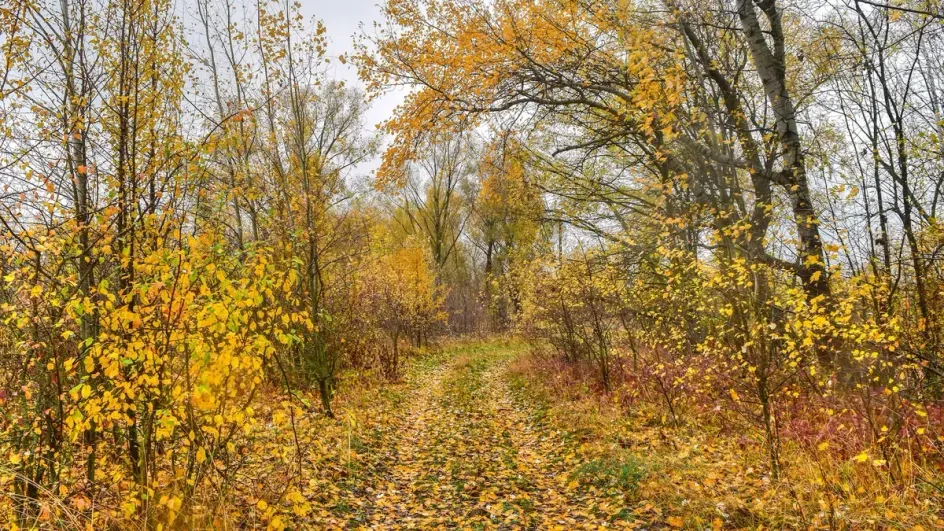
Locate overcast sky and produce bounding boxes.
[301,0,405,174]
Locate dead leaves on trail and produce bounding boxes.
[298,343,639,529]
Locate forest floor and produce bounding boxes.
[288,340,639,530]
[359,342,631,529]
[239,340,940,530]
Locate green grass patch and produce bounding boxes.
[570,454,646,494]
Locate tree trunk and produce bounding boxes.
[736,0,831,301]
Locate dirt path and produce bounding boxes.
[359,343,631,530]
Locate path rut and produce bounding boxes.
[358,344,630,530]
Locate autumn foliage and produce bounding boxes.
[0,0,444,525]
[358,0,944,526]
[2,0,944,528]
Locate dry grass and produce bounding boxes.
[505,351,944,529]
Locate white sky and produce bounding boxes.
[301,0,406,175]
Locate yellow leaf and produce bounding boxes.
[667,516,684,528]
[196,447,206,464]
[268,515,285,531]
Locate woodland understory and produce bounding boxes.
[3,0,944,528]
[7,340,944,529]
